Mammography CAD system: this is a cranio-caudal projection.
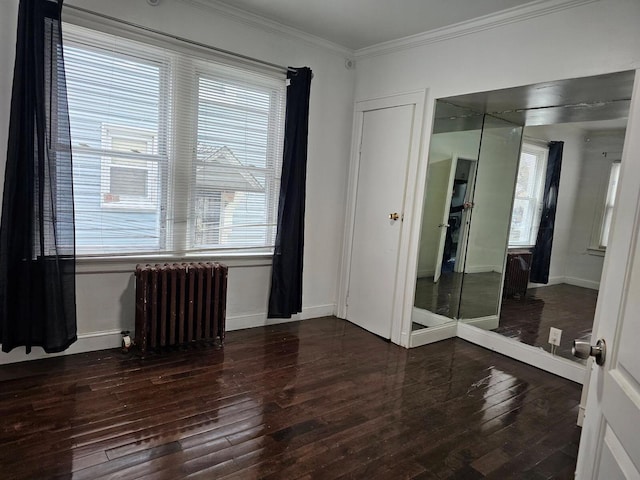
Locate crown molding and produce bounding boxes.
[177,0,354,57]
[355,0,599,59]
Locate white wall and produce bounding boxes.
[564,129,626,287]
[0,0,356,363]
[355,0,640,102]
[354,0,640,304]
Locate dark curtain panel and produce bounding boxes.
[268,67,312,318]
[0,0,76,353]
[530,141,564,284]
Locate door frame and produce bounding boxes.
[337,90,427,347]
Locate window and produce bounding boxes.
[509,143,548,247]
[597,161,621,249]
[63,24,286,256]
[99,125,159,210]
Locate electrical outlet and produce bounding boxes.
[548,327,562,347]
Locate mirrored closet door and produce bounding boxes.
[412,101,523,333]
[411,70,635,373]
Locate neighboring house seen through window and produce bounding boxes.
[63,23,286,256]
[99,125,160,211]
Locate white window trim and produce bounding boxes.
[589,160,621,252]
[63,21,286,259]
[509,142,549,248]
[75,251,274,274]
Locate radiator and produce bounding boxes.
[134,262,228,355]
[503,251,533,299]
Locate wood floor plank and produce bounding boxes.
[0,316,582,480]
[497,283,597,362]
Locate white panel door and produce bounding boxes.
[576,71,640,479]
[346,104,414,339]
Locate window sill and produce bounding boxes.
[76,251,274,274]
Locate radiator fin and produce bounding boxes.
[135,262,228,355]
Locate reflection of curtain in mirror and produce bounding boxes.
[530,141,564,284]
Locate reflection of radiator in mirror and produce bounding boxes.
[503,251,533,298]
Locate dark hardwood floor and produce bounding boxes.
[414,272,502,323]
[0,317,582,479]
[496,284,598,362]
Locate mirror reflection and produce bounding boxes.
[411,70,634,365]
[413,103,523,329]
[458,115,523,324]
[413,110,482,324]
[494,124,626,362]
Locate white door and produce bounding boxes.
[432,157,457,282]
[346,104,415,339]
[576,71,640,479]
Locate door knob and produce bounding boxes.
[389,212,399,221]
[438,223,450,228]
[572,339,606,366]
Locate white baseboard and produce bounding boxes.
[0,304,336,365]
[226,304,336,331]
[577,405,586,427]
[456,322,585,384]
[409,322,457,348]
[465,265,502,274]
[528,275,565,288]
[460,315,499,330]
[0,329,123,365]
[419,266,503,277]
[564,276,600,291]
[416,269,435,279]
[411,307,452,328]
[529,275,600,290]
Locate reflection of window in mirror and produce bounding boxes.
[590,161,621,252]
[508,143,549,247]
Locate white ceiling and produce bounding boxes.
[209,0,538,50]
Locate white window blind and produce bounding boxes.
[63,23,286,256]
[509,143,548,247]
[599,161,621,248]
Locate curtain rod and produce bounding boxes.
[63,4,294,75]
